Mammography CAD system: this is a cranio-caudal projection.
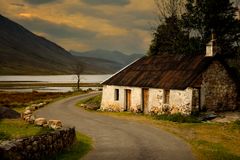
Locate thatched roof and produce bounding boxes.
[102,54,232,90]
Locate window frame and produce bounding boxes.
[163,89,170,104]
[114,89,119,101]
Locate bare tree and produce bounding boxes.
[72,63,84,92]
[150,0,186,34]
[154,0,185,22]
[235,0,240,6]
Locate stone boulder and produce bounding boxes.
[22,109,34,122]
[85,104,100,111]
[80,104,86,108]
[48,120,62,130]
[34,118,47,126]
[0,106,20,119]
[30,102,45,110]
[24,110,32,115]
[25,106,35,112]
[27,115,36,124]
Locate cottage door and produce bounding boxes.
[142,89,149,114]
[125,89,131,111]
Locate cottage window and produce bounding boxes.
[115,89,119,101]
[164,90,170,104]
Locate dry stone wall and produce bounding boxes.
[201,61,238,111]
[0,127,76,160]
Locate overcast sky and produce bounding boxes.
[0,0,157,54]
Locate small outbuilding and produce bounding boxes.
[101,39,239,115]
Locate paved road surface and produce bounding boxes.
[36,92,195,160]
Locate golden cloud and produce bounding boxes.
[1,0,156,53]
[19,13,32,18]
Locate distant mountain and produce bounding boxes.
[0,15,127,75]
[0,15,76,75]
[74,56,124,74]
[70,49,144,66]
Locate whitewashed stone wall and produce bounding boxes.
[130,87,142,112]
[101,85,193,115]
[169,88,193,115]
[101,85,141,112]
[148,89,164,114]
[149,88,193,115]
[101,85,123,112]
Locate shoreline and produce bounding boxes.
[0,82,102,87]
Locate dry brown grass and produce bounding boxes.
[0,91,86,112]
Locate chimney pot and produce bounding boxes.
[206,32,217,57]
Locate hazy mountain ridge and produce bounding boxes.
[0,15,76,75]
[70,50,143,66]
[0,15,143,75]
[74,56,124,74]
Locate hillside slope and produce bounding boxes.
[0,15,77,75]
[0,15,124,75]
[0,15,144,75]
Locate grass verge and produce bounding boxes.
[153,113,201,123]
[77,94,102,107]
[53,132,92,160]
[0,119,52,141]
[76,94,102,111]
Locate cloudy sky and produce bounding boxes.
[0,0,157,54]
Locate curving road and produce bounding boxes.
[36,92,195,160]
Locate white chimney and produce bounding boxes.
[237,9,240,20]
[206,33,217,57]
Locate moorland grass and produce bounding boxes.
[77,94,102,108]
[153,113,201,123]
[0,119,52,141]
[53,132,92,160]
[0,91,86,113]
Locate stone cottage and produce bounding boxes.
[101,39,239,115]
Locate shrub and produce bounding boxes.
[153,113,201,123]
[0,131,11,140]
[232,120,240,129]
[234,120,240,125]
[79,95,102,107]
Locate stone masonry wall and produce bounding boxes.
[0,127,76,160]
[169,88,193,115]
[101,85,124,112]
[101,85,141,112]
[149,88,193,115]
[201,61,238,111]
[192,88,200,112]
[101,85,193,115]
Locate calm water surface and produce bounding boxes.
[0,75,112,92]
[0,75,112,83]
